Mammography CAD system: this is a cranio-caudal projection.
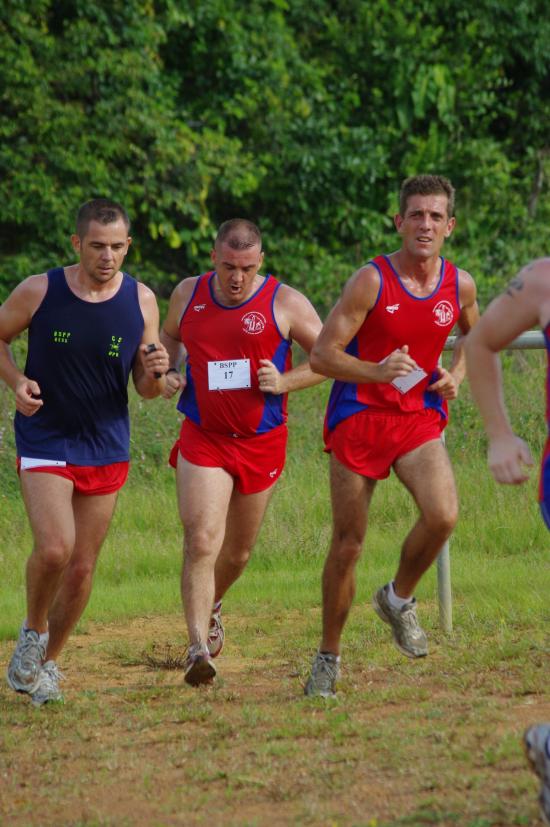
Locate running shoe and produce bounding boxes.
[207,604,225,659]
[304,651,340,698]
[6,625,47,693]
[372,583,428,658]
[29,661,64,707]
[524,724,550,825]
[184,643,216,687]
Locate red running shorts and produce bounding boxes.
[169,418,288,494]
[17,459,129,495]
[325,407,445,479]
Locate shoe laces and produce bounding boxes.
[312,653,339,685]
[41,660,64,687]
[18,630,46,670]
[400,601,420,627]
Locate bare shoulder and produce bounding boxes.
[338,262,381,311]
[3,272,48,313]
[275,283,318,314]
[162,276,200,336]
[469,259,550,347]
[509,257,550,298]
[136,280,158,305]
[136,281,160,323]
[273,282,322,342]
[457,268,477,306]
[0,273,49,339]
[457,267,476,292]
[170,275,200,307]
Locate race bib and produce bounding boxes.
[208,359,251,390]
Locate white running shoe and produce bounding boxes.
[304,651,340,698]
[207,604,225,659]
[6,625,48,693]
[373,583,428,658]
[29,661,64,707]
[184,643,216,687]
[524,724,550,825]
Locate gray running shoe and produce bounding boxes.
[304,651,340,698]
[207,605,225,659]
[372,584,428,658]
[6,626,48,693]
[29,661,64,707]
[524,724,550,825]
[184,643,216,687]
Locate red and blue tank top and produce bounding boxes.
[15,267,144,464]
[177,271,292,436]
[326,255,460,431]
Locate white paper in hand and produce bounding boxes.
[390,367,427,394]
[378,351,427,395]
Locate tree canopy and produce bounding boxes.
[1,0,549,309]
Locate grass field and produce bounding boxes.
[0,350,548,825]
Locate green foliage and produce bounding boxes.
[0,0,549,304]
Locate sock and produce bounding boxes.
[387,581,413,610]
[23,620,49,643]
[212,600,222,613]
[319,650,340,662]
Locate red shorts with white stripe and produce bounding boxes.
[17,459,129,495]
[325,407,444,480]
[169,418,287,494]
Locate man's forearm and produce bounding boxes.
[0,342,24,393]
[467,345,513,438]
[281,362,326,393]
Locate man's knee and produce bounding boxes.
[224,547,252,569]
[184,527,223,562]
[33,538,73,571]
[64,558,97,588]
[328,533,363,571]
[424,502,458,538]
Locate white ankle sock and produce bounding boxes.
[387,581,413,609]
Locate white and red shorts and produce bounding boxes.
[17,458,129,495]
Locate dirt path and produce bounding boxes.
[0,612,548,827]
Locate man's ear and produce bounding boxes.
[444,216,456,238]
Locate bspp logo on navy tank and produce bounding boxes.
[242,311,266,335]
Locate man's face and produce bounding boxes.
[71,219,131,284]
[394,194,455,260]
[211,241,264,305]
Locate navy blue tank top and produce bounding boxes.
[15,267,144,464]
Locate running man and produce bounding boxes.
[464,257,550,824]
[305,174,479,697]
[160,218,324,687]
[0,198,169,705]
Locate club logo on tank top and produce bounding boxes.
[242,311,266,335]
[108,335,123,358]
[433,300,454,327]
